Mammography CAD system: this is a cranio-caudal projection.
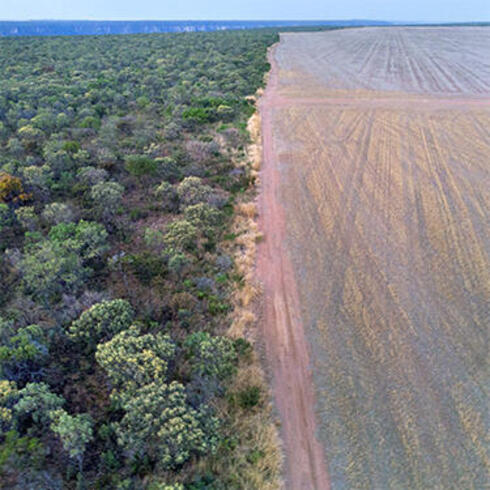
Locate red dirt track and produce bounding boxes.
[257,27,489,489]
[257,42,330,489]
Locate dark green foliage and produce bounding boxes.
[0,324,48,383]
[182,107,216,125]
[124,155,157,178]
[0,430,46,479]
[236,386,261,410]
[233,338,253,359]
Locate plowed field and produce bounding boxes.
[258,27,489,489]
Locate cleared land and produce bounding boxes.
[258,27,489,489]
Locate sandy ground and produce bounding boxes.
[257,27,489,489]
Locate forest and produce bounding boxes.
[0,29,280,489]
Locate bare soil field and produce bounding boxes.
[258,28,489,489]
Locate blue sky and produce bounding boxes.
[1,0,489,22]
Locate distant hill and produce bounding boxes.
[0,20,395,37]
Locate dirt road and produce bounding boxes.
[257,28,489,489]
[257,42,331,490]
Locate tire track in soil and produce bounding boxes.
[257,44,331,490]
[257,28,490,489]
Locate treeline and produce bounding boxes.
[0,30,277,488]
[0,20,390,38]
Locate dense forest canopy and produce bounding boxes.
[0,29,280,489]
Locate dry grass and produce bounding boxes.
[213,98,283,488]
[206,360,282,490]
[247,111,262,180]
[236,202,257,219]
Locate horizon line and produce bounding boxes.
[0,18,487,24]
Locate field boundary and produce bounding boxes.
[256,41,331,490]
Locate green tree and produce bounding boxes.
[48,220,108,262]
[114,381,218,469]
[184,332,237,381]
[0,325,48,383]
[14,382,64,427]
[69,299,134,346]
[95,326,175,392]
[90,181,124,221]
[50,409,94,472]
[19,240,88,304]
[164,220,198,252]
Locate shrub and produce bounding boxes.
[79,116,100,130]
[155,157,181,182]
[148,483,184,490]
[185,140,219,163]
[77,166,108,185]
[69,299,134,346]
[0,430,46,483]
[153,181,178,211]
[0,380,18,433]
[176,177,213,207]
[233,338,253,358]
[143,228,165,250]
[125,252,166,285]
[236,386,261,410]
[124,155,157,178]
[182,107,215,125]
[62,141,81,154]
[167,250,191,276]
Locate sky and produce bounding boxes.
[1,0,489,23]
